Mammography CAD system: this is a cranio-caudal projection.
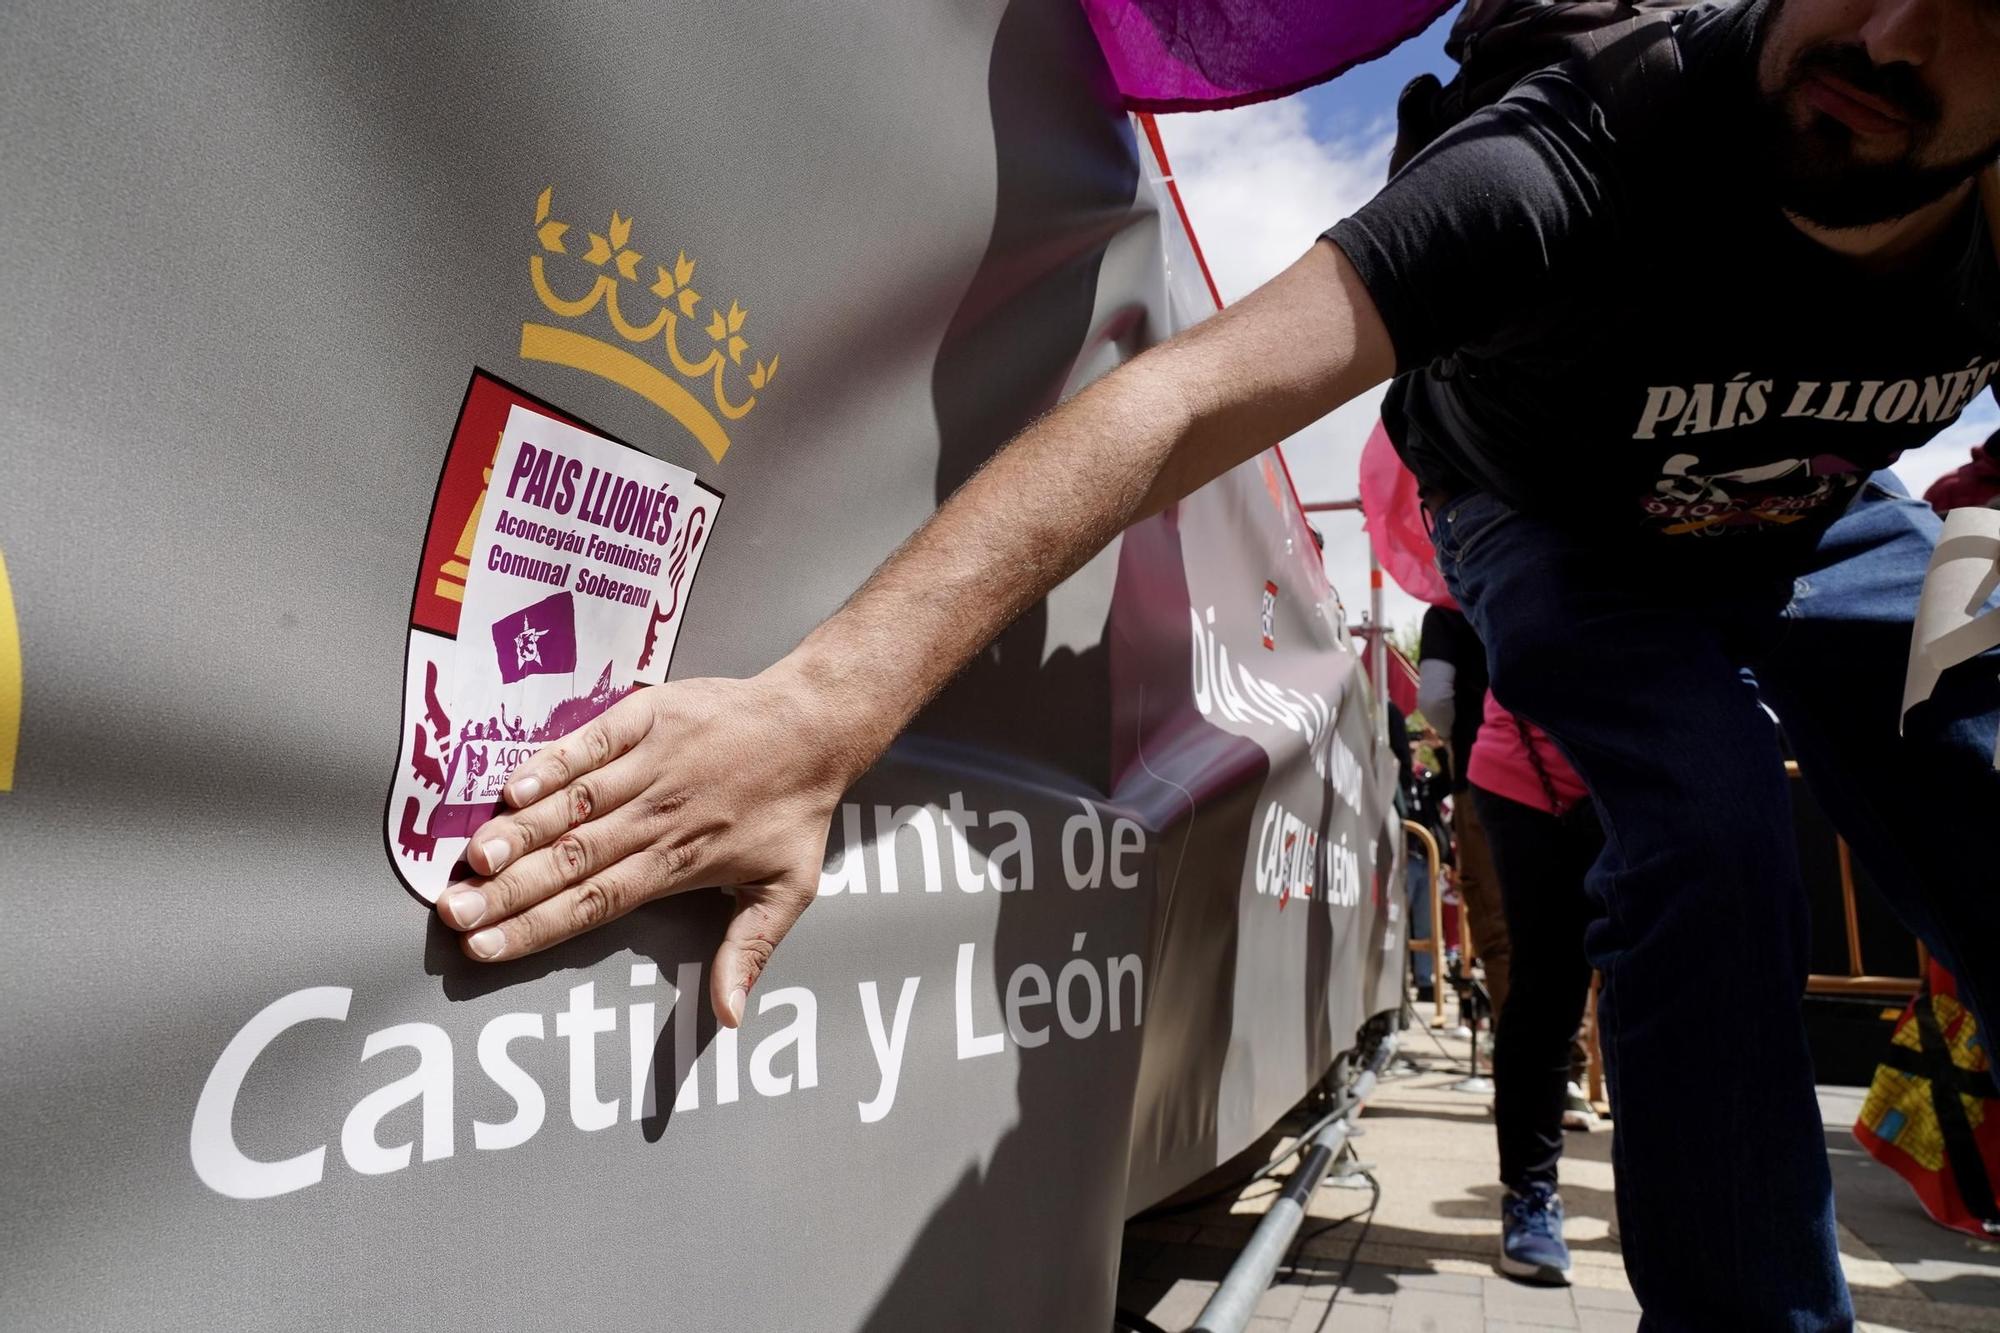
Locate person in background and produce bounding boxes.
[1417,720,1449,770]
[1467,689,1603,1286]
[1418,606,1512,1024]
[1390,702,1442,1000]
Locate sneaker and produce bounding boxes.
[1561,1081,1599,1133]
[1499,1184,1572,1285]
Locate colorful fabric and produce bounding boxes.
[1467,688,1589,817]
[1078,0,1456,111]
[1923,430,2000,513]
[1855,961,2000,1240]
[1360,420,1458,609]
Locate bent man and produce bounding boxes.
[435,1,2000,1324]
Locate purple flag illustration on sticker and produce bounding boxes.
[491,591,579,684]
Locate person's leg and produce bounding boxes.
[1562,1022,1599,1132]
[1474,786,1599,1198]
[1407,848,1435,991]
[1758,476,2000,1087]
[1434,492,1851,1331]
[1453,794,1513,1022]
[1474,785,1602,1286]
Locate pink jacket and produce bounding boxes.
[1467,690,1590,817]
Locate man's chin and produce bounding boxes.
[1802,161,1993,230]
[1779,178,1954,230]
[1780,194,1900,230]
[1772,133,1982,229]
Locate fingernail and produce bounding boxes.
[442,889,486,929]
[467,928,505,959]
[727,986,748,1027]
[479,839,511,872]
[509,777,542,805]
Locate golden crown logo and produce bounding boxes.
[522,186,777,462]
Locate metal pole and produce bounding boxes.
[1187,1122,1353,1333]
[1837,837,1865,978]
[1188,1035,1397,1333]
[1370,550,1388,746]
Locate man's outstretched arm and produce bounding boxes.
[439,239,1395,1025]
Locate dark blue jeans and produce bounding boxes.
[1433,475,2000,1332]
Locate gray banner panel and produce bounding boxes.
[0,2,1404,1328]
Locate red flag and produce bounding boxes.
[1358,421,1457,610]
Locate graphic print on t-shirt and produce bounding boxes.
[1631,359,2000,535]
[1646,451,1860,534]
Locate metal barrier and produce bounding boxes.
[1403,819,1447,1027]
[1188,1033,1399,1333]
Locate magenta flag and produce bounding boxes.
[489,590,580,685]
[1080,0,1455,110]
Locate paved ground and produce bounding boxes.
[1116,1013,2000,1333]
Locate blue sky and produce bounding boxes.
[1293,5,1461,146]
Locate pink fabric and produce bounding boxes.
[1361,638,1422,716]
[1467,690,1590,817]
[1079,0,1456,111]
[1923,434,2000,514]
[1359,421,1458,609]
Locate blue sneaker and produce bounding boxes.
[1499,1184,1572,1285]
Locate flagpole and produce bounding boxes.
[1370,548,1387,745]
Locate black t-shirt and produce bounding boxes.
[1409,766,1450,856]
[1419,605,1486,792]
[1325,0,2000,556]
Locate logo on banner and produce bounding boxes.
[520,187,779,464]
[384,371,723,903]
[1260,581,1278,651]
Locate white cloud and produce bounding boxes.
[1152,99,1392,304]
[1152,101,1429,636]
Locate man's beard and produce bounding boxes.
[1754,33,1998,229]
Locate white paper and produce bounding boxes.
[1902,504,2000,768]
[445,403,721,811]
